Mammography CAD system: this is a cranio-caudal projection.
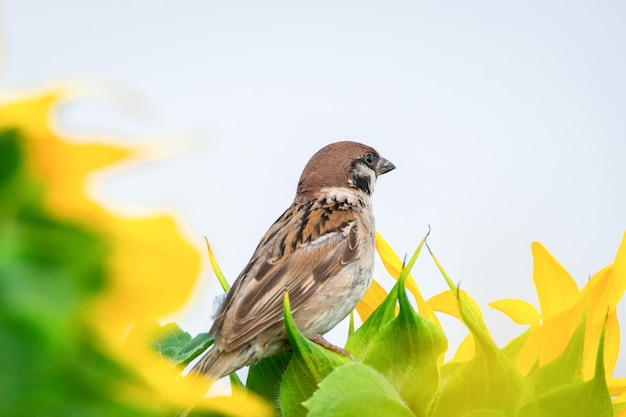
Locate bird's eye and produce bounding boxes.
[363,152,374,165]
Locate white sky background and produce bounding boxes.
[2,0,625,377]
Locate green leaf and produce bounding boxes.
[362,257,447,417]
[172,332,214,366]
[129,321,213,367]
[304,362,415,417]
[149,322,192,360]
[279,293,349,417]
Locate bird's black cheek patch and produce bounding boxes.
[350,161,374,195]
[353,176,371,194]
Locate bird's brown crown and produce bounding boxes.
[296,141,381,196]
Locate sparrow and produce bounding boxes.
[193,141,395,379]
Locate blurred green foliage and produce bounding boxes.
[0,128,152,417]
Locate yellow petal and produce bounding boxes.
[489,299,540,325]
[531,241,580,320]
[603,309,621,381]
[375,231,404,278]
[428,290,460,318]
[427,289,484,320]
[451,333,475,362]
[614,386,626,417]
[614,230,626,279]
[376,231,441,327]
[513,328,539,376]
[610,377,626,397]
[580,271,624,380]
[356,279,389,323]
[581,232,626,318]
[536,300,585,367]
[579,232,626,380]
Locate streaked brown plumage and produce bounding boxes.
[192,141,395,379]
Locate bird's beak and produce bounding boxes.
[375,157,396,176]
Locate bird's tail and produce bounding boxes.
[190,346,234,380]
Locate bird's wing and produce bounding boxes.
[212,199,361,352]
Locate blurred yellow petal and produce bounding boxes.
[376,231,441,327]
[202,388,275,417]
[121,324,272,416]
[0,90,136,219]
[356,279,388,323]
[489,299,540,325]
[93,215,202,339]
[531,241,580,320]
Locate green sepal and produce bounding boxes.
[279,293,350,417]
[460,411,506,417]
[526,313,585,392]
[362,261,447,416]
[345,283,398,360]
[518,322,613,417]
[428,252,525,417]
[346,232,429,361]
[247,352,292,408]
